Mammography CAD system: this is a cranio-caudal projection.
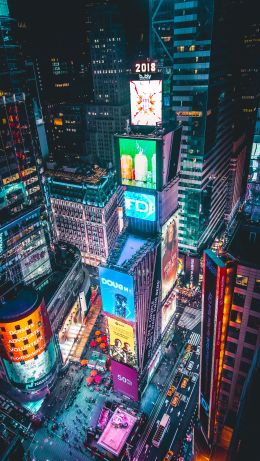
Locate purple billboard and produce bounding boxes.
[111,360,138,401]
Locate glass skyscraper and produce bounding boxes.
[150,0,235,255]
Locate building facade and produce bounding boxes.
[45,165,120,267]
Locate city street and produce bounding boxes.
[133,328,200,461]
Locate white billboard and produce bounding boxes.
[130,80,162,126]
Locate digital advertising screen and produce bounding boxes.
[130,79,162,126]
[161,290,177,333]
[124,190,156,222]
[107,317,137,368]
[99,266,135,322]
[111,360,139,401]
[161,213,178,301]
[3,340,57,390]
[119,137,157,190]
[0,301,52,363]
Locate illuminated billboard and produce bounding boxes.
[99,266,135,322]
[111,360,138,401]
[124,191,156,222]
[107,317,137,368]
[161,290,177,333]
[130,80,162,126]
[119,138,157,190]
[161,213,178,301]
[98,407,137,456]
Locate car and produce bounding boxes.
[187,361,194,371]
[191,374,197,383]
[185,343,193,352]
[163,450,174,461]
[181,377,189,389]
[167,385,176,397]
[196,345,201,355]
[171,393,180,407]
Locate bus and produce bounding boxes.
[152,413,170,447]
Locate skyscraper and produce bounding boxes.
[84,1,129,166]
[0,3,51,284]
[150,0,245,256]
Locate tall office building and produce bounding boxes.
[150,0,245,255]
[98,60,181,399]
[244,103,260,222]
[84,1,129,166]
[0,3,51,285]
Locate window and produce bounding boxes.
[242,347,254,360]
[10,342,15,347]
[23,339,29,345]
[236,275,248,289]
[221,382,231,392]
[226,342,237,354]
[36,331,41,338]
[237,374,246,385]
[34,344,39,350]
[240,361,250,373]
[233,292,246,307]
[0,327,5,332]
[228,326,240,340]
[15,325,20,331]
[28,319,33,325]
[224,355,235,367]
[230,310,242,323]
[38,321,42,327]
[26,329,31,335]
[251,298,260,313]
[12,334,17,339]
[34,355,38,360]
[20,360,25,365]
[222,368,233,380]
[254,279,260,294]
[247,315,260,330]
[22,350,28,355]
[245,331,257,345]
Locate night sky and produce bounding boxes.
[8,0,148,58]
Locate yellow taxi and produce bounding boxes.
[163,450,174,461]
[181,377,189,389]
[171,393,180,407]
[167,385,175,397]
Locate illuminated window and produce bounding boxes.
[254,279,260,293]
[235,275,248,288]
[189,45,195,51]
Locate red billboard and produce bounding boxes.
[111,360,138,401]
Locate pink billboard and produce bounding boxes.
[97,407,137,456]
[111,360,139,401]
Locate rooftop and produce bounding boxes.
[227,221,260,268]
[45,164,110,187]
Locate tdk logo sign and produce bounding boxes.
[101,278,130,293]
[125,191,156,222]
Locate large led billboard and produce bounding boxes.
[98,407,137,456]
[124,191,156,222]
[161,290,177,334]
[161,213,178,301]
[111,360,138,401]
[107,317,137,368]
[130,80,162,126]
[119,138,157,190]
[99,267,135,322]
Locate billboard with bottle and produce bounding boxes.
[130,80,162,127]
[119,138,157,190]
[99,267,135,322]
[107,317,137,368]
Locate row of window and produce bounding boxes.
[233,291,260,311]
[235,275,260,293]
[0,320,41,333]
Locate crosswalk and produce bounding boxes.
[177,307,201,331]
[188,332,201,346]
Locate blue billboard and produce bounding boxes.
[99,267,135,322]
[124,191,156,222]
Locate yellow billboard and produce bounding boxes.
[107,317,137,368]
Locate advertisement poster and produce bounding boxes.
[124,191,156,222]
[200,251,218,438]
[161,214,178,301]
[130,80,162,126]
[99,267,135,322]
[107,317,137,368]
[161,290,177,333]
[119,138,157,190]
[111,360,139,401]
[3,340,56,390]
[0,301,52,363]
